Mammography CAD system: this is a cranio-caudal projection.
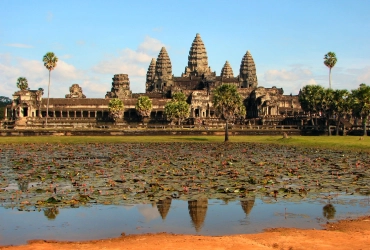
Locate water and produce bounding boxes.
[1,196,369,246]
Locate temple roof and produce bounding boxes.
[155,47,172,80]
[146,58,156,82]
[183,33,212,77]
[221,61,234,78]
[239,50,258,87]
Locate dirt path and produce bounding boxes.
[1,216,369,250]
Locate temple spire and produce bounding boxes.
[239,50,258,88]
[220,61,234,78]
[182,33,212,77]
[153,47,173,92]
[145,58,156,92]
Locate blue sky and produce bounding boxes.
[1,0,370,98]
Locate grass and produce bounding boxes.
[0,135,369,151]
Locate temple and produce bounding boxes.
[2,33,302,129]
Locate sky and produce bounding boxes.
[1,0,370,98]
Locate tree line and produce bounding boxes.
[298,83,370,136]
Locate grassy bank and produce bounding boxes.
[0,135,369,151]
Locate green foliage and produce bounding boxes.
[108,98,124,113]
[16,77,29,90]
[172,92,187,102]
[323,52,337,69]
[351,83,370,135]
[135,96,152,117]
[43,52,58,71]
[43,52,58,126]
[108,98,124,121]
[0,96,11,120]
[0,96,11,106]
[324,52,337,89]
[213,84,245,121]
[164,92,190,125]
[299,85,325,115]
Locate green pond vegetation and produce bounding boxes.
[0,136,369,211]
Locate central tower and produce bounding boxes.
[182,33,214,77]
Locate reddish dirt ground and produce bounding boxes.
[1,216,369,250]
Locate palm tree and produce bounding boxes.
[16,77,29,90]
[330,89,351,135]
[213,84,245,142]
[324,52,337,89]
[351,83,370,136]
[298,85,325,128]
[43,52,58,127]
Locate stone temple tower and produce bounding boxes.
[105,74,132,99]
[182,33,214,77]
[145,58,156,92]
[220,61,234,78]
[153,47,173,92]
[239,51,258,88]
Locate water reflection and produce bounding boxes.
[157,197,172,220]
[240,197,255,216]
[323,203,336,220]
[43,206,59,220]
[188,197,208,232]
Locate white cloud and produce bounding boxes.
[93,36,165,80]
[137,204,160,222]
[304,79,317,85]
[138,36,165,53]
[0,54,110,98]
[5,43,33,48]
[264,66,312,81]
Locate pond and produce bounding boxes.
[1,197,369,246]
[1,142,370,246]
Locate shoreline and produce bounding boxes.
[1,215,370,250]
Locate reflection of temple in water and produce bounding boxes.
[188,197,208,232]
[240,197,255,216]
[157,197,172,220]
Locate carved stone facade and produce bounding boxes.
[65,84,86,98]
[4,33,303,128]
[105,74,132,99]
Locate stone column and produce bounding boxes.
[74,111,76,118]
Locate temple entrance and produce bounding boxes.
[23,107,28,117]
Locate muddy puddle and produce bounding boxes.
[1,142,369,245]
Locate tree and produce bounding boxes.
[330,89,351,135]
[324,52,337,89]
[298,85,325,128]
[135,96,153,118]
[164,92,190,126]
[213,84,246,142]
[351,83,370,136]
[16,77,29,90]
[320,88,334,135]
[0,96,12,120]
[108,98,124,123]
[43,52,58,127]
